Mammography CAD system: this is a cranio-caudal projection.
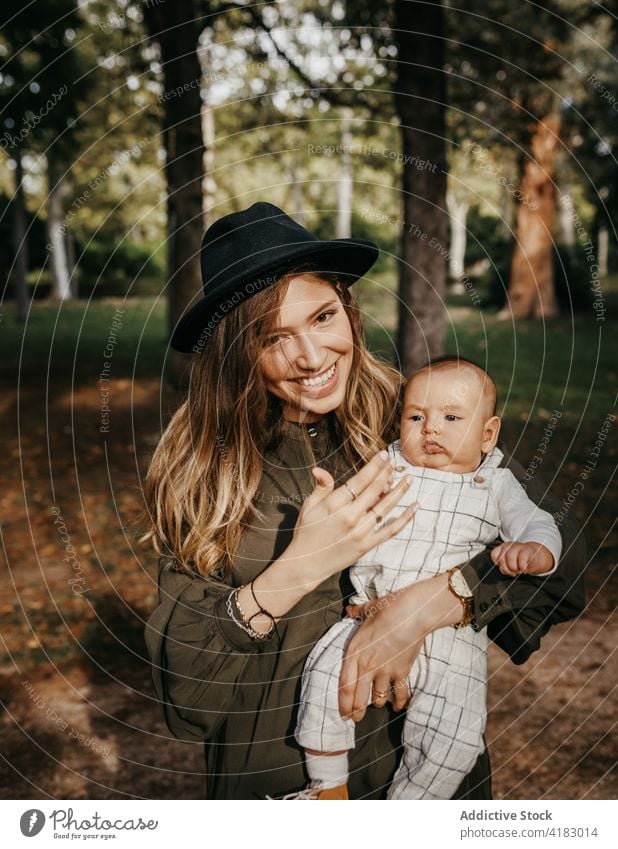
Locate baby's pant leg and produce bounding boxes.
[388,628,488,800]
[295,618,360,753]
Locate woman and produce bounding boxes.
[142,202,585,800]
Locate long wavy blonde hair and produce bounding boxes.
[140,268,403,577]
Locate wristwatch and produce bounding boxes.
[446,567,475,629]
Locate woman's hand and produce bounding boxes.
[338,573,463,722]
[288,450,419,582]
[242,451,418,635]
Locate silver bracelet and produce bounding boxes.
[225,587,274,641]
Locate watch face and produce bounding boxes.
[450,569,473,598]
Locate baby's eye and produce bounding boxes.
[410,414,424,422]
[444,414,460,422]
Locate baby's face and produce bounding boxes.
[399,367,500,473]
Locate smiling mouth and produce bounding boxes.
[294,360,338,388]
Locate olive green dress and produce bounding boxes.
[145,414,585,800]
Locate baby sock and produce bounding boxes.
[306,752,349,790]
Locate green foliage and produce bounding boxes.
[464,207,512,268]
[553,246,595,312]
[76,237,165,297]
[0,0,93,161]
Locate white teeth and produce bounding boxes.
[300,362,336,387]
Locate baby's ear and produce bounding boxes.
[482,415,501,453]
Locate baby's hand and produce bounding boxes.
[491,541,554,577]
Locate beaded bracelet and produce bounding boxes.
[248,580,279,639]
[225,584,277,641]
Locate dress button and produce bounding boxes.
[307,426,318,437]
[474,474,485,484]
[480,602,488,613]
[395,465,405,472]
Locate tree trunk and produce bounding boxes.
[598,223,608,277]
[145,1,205,377]
[446,191,469,291]
[12,148,29,322]
[336,108,353,239]
[558,185,576,260]
[502,114,560,320]
[202,102,216,228]
[66,231,78,297]
[47,156,72,301]
[393,0,447,375]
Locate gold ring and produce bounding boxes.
[344,482,358,501]
[373,689,389,699]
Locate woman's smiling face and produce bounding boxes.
[258,274,354,422]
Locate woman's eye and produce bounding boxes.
[316,310,336,323]
[265,334,288,347]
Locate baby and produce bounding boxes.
[292,355,562,800]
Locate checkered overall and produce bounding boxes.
[296,444,506,800]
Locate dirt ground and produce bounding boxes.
[0,378,615,800]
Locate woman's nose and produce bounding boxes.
[292,333,324,371]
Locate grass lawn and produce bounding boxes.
[0,296,168,383]
[2,285,614,426]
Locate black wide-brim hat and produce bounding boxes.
[170,201,379,352]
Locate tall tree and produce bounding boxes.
[505,113,561,318]
[561,2,618,279]
[449,0,569,319]
[143,1,206,375]
[394,0,447,371]
[0,0,93,304]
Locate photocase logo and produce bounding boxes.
[20,809,46,836]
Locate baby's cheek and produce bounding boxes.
[399,436,421,466]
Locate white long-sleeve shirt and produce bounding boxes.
[350,443,562,605]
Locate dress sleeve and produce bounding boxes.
[144,557,280,742]
[459,455,586,665]
[494,469,562,574]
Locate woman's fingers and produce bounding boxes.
[331,451,394,511]
[371,674,391,709]
[349,669,373,723]
[354,476,414,533]
[339,645,377,722]
[353,467,409,516]
[338,653,358,718]
[371,500,420,546]
[345,602,371,621]
[309,466,335,496]
[390,677,411,712]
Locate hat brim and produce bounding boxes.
[170,238,379,353]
